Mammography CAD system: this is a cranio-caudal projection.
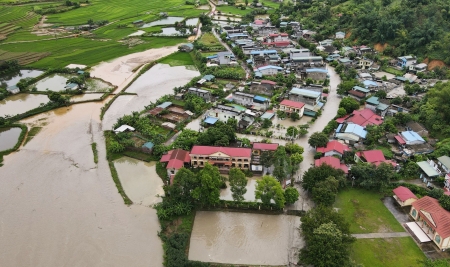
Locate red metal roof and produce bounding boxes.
[280,33,289,37]
[412,196,450,238]
[393,186,418,202]
[261,80,276,85]
[160,149,190,169]
[315,156,348,173]
[280,99,305,109]
[356,150,386,163]
[252,142,279,151]
[190,146,252,157]
[395,135,406,145]
[346,108,383,127]
[316,140,350,155]
[254,19,264,25]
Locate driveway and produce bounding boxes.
[382,196,412,225]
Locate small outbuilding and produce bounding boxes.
[114,125,135,133]
[6,85,20,94]
[393,186,418,206]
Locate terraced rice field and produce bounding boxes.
[0,49,50,65]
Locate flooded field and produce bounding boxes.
[220,177,260,201]
[70,93,104,102]
[189,211,300,265]
[212,15,242,21]
[0,101,163,266]
[141,16,184,28]
[185,18,199,26]
[85,78,113,92]
[114,157,164,206]
[0,69,44,87]
[0,127,21,151]
[102,63,199,130]
[160,27,190,35]
[0,93,49,116]
[33,73,75,92]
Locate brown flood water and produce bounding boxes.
[114,157,164,206]
[0,127,21,151]
[189,211,300,265]
[0,94,49,117]
[220,177,260,202]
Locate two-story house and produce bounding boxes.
[206,105,242,123]
[288,88,322,112]
[187,87,213,102]
[190,146,252,172]
[397,56,417,68]
[279,99,305,117]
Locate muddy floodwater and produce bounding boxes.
[70,93,104,102]
[0,93,49,116]
[102,63,199,129]
[85,78,113,92]
[0,127,21,151]
[33,73,75,92]
[189,211,300,265]
[0,69,44,87]
[185,18,199,26]
[220,177,260,201]
[114,157,164,206]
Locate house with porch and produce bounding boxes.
[316,140,350,157]
[409,196,450,250]
[160,149,191,183]
[393,186,418,207]
[279,99,305,117]
[190,146,252,172]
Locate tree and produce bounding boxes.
[284,187,299,204]
[312,176,339,206]
[302,164,346,191]
[245,0,248,5]
[375,90,387,99]
[168,168,199,203]
[308,132,329,148]
[229,168,248,202]
[300,222,354,267]
[351,162,395,191]
[261,118,272,128]
[337,80,357,95]
[260,150,274,171]
[339,97,360,113]
[171,129,199,150]
[337,107,347,117]
[48,92,69,106]
[285,143,304,154]
[191,163,222,206]
[290,153,303,166]
[255,175,285,208]
[290,111,300,121]
[286,126,299,139]
[273,146,290,182]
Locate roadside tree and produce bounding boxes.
[308,132,328,148]
[255,175,285,208]
[191,163,222,206]
[284,187,299,204]
[339,97,360,113]
[229,168,248,202]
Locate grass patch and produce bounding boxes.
[373,145,394,159]
[171,99,186,107]
[199,32,221,46]
[382,66,404,76]
[158,51,195,67]
[91,142,98,164]
[24,126,42,145]
[334,188,405,233]
[351,237,425,267]
[216,5,252,16]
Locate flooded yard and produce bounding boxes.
[0,127,21,151]
[189,211,300,265]
[85,78,113,92]
[102,63,199,129]
[220,177,260,201]
[0,93,49,116]
[114,157,164,206]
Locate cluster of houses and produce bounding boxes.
[392,186,450,251]
[147,101,194,131]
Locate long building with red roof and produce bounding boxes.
[336,108,383,127]
[190,146,252,172]
[315,156,348,174]
[410,196,450,250]
[279,99,305,117]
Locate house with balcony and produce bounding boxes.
[205,104,243,124]
[279,99,305,117]
[437,156,450,174]
[397,56,417,68]
[417,159,441,181]
[288,88,322,112]
[251,142,279,171]
[409,63,427,73]
[358,57,373,69]
[190,146,252,172]
[393,186,418,207]
[409,196,450,250]
[187,87,213,102]
[316,140,350,157]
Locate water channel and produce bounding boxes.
[0,127,21,151]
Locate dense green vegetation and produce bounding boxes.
[158,51,195,67]
[274,0,450,63]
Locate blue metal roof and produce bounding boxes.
[401,131,425,143]
[142,142,154,149]
[254,71,263,78]
[345,124,367,138]
[258,65,283,71]
[261,112,274,120]
[363,80,379,87]
[254,95,267,102]
[157,102,172,109]
[203,74,215,81]
[250,50,278,55]
[207,55,218,59]
[228,33,248,37]
[306,68,328,73]
[336,124,343,133]
[204,117,219,125]
[290,88,321,98]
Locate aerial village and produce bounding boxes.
[2,0,450,266]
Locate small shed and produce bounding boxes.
[6,85,20,94]
[204,116,218,125]
[141,141,154,153]
[64,82,79,90]
[162,122,176,130]
[114,125,135,133]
